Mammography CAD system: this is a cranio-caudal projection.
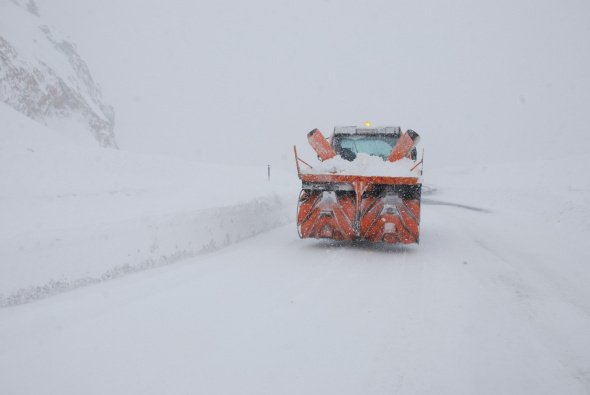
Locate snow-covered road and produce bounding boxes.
[3,1,590,392]
[2,197,589,394]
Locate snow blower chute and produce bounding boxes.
[294,125,423,244]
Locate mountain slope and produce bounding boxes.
[0,0,116,147]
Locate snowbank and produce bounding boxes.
[0,195,293,306]
[0,103,299,306]
[301,153,422,179]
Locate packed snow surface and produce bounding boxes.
[301,153,423,179]
[2,98,590,393]
[1,151,590,394]
[2,1,590,392]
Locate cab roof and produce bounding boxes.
[333,125,401,136]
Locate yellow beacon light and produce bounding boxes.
[364,121,371,127]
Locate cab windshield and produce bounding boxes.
[332,134,400,160]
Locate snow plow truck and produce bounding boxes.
[294,125,423,244]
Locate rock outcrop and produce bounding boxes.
[0,0,117,148]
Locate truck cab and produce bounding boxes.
[330,126,417,161]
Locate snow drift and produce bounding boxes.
[301,153,422,179]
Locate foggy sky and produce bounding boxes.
[39,0,590,169]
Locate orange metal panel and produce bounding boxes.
[297,190,356,241]
[307,129,336,161]
[299,173,420,185]
[387,130,421,162]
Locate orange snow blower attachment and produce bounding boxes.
[294,126,423,245]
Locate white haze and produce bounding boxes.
[39,0,590,169]
[3,2,590,392]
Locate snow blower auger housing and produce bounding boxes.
[294,125,423,244]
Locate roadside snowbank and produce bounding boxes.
[0,103,299,306]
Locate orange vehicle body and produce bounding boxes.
[295,126,422,244]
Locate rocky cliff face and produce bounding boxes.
[0,0,117,148]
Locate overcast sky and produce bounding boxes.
[38,0,590,169]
